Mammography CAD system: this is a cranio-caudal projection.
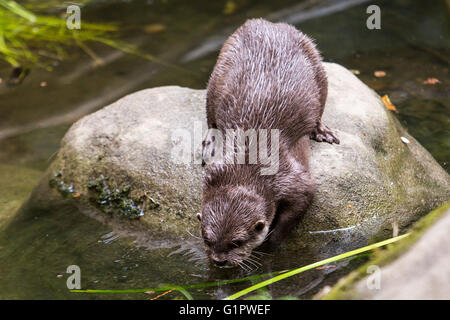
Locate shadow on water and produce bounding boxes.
[0,0,448,299]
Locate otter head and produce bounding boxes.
[198,185,272,269]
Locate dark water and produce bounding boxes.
[0,197,369,300]
[0,0,448,299]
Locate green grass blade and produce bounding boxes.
[223,233,410,300]
[0,0,36,22]
[175,286,194,300]
[70,270,288,294]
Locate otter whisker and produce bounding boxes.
[243,259,258,272]
[186,230,202,240]
[238,261,251,272]
[263,229,275,242]
[248,254,262,264]
[244,258,259,269]
[249,257,262,267]
[252,250,273,257]
[241,260,254,272]
[245,257,261,270]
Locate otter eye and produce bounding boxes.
[254,220,265,232]
[204,239,212,247]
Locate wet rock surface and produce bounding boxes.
[321,201,450,300]
[352,205,450,299]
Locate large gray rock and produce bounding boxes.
[352,205,450,299]
[28,63,449,253]
[320,201,450,300]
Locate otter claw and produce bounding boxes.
[311,124,340,144]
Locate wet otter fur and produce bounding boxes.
[198,18,339,269]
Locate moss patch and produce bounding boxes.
[85,175,147,219]
[48,170,154,220]
[49,170,76,198]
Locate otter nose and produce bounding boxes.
[213,258,227,267]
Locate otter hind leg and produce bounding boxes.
[310,121,340,144]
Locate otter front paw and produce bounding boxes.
[310,123,340,144]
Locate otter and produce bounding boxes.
[197,18,339,269]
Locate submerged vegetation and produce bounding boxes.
[71,234,410,300]
[0,0,157,70]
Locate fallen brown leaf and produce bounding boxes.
[223,0,237,15]
[423,77,440,85]
[381,95,398,113]
[143,24,166,34]
[316,264,336,270]
[149,289,174,300]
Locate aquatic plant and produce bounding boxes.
[70,270,288,300]
[223,233,410,300]
[70,233,410,300]
[0,0,157,69]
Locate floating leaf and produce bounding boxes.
[423,77,440,85]
[143,24,166,34]
[223,0,237,15]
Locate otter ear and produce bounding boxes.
[254,220,265,232]
[196,212,202,222]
